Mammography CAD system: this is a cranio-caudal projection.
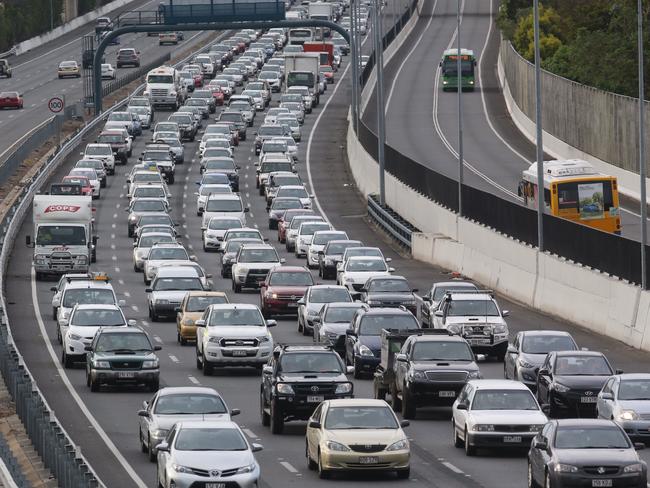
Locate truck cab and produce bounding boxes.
[0,59,12,78]
[144,66,183,110]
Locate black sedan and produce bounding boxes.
[359,275,418,315]
[536,351,621,418]
[528,419,646,488]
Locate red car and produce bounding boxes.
[211,86,225,106]
[62,176,93,196]
[0,91,23,109]
[260,266,314,317]
[277,209,315,243]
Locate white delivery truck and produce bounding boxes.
[308,2,333,38]
[27,195,97,280]
[143,66,184,110]
[284,53,321,105]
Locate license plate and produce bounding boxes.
[359,456,378,464]
[232,350,247,357]
[307,395,324,403]
[206,484,225,488]
[118,371,135,379]
[468,338,491,345]
[592,480,612,487]
[439,391,456,398]
[503,436,522,443]
[581,396,598,403]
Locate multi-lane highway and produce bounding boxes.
[3,2,650,488]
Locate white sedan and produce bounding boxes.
[101,63,116,80]
[337,256,394,292]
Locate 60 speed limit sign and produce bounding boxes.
[48,97,64,113]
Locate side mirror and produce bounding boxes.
[422,295,431,302]
[262,365,273,375]
[127,319,137,327]
[266,319,277,327]
[388,267,395,273]
[189,255,197,261]
[385,257,392,262]
[297,298,305,305]
[318,250,324,255]
[252,443,263,452]
[244,208,250,213]
[137,409,149,417]
[538,368,550,377]
[230,408,241,416]
[154,345,162,351]
[25,235,31,246]
[507,345,517,354]
[635,442,645,451]
[84,345,92,351]
[400,420,410,428]
[434,310,444,317]
[145,288,152,293]
[174,306,181,312]
[532,438,547,450]
[502,310,510,317]
[308,420,321,429]
[600,392,614,401]
[195,319,206,327]
[456,402,467,410]
[476,354,486,361]
[395,353,407,362]
[411,288,419,293]
[156,442,169,452]
[541,404,551,416]
[50,286,57,292]
[616,369,624,374]
[280,258,286,264]
[345,328,356,336]
[60,318,69,327]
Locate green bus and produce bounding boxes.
[440,48,476,91]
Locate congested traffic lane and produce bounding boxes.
[0,0,214,158]
[6,11,650,488]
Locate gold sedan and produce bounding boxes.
[57,60,81,78]
[176,291,229,344]
[306,399,410,479]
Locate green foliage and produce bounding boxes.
[0,0,63,52]
[500,0,650,98]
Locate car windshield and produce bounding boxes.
[259,126,286,136]
[208,308,264,326]
[98,134,123,143]
[206,199,243,212]
[411,341,473,361]
[204,150,232,160]
[325,242,360,255]
[230,102,251,111]
[616,379,650,400]
[261,162,293,173]
[129,107,149,115]
[133,173,161,183]
[149,248,188,260]
[71,309,124,327]
[153,278,203,291]
[37,225,87,246]
[226,230,260,240]
[86,146,111,155]
[139,215,172,226]
[139,235,174,247]
[447,300,499,317]
[109,113,130,122]
[367,279,410,292]
[220,113,242,123]
[201,173,230,185]
[62,289,115,307]
[300,223,330,236]
[134,188,165,198]
[147,75,173,84]
[269,271,313,286]
[346,248,383,259]
[432,284,477,301]
[471,389,539,411]
[132,200,166,212]
[360,315,417,335]
[175,428,247,451]
[325,406,398,430]
[271,199,302,210]
[313,233,346,245]
[200,185,230,196]
[279,352,342,373]
[521,335,576,354]
[262,142,287,153]
[239,248,278,263]
[186,99,207,107]
[347,259,387,272]
[186,295,228,312]
[143,151,172,162]
[554,426,630,449]
[94,332,152,352]
[310,289,351,304]
[208,219,242,231]
[323,306,362,323]
[154,394,227,415]
[554,356,612,376]
[205,140,230,149]
[204,160,235,170]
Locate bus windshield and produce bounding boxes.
[442,56,474,76]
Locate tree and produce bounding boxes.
[512,4,565,62]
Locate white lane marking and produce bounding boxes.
[442,461,464,474]
[30,268,148,487]
[385,0,438,112]
[242,428,259,439]
[153,336,163,343]
[280,461,298,474]
[188,376,200,384]
[111,223,116,228]
[123,291,131,298]
[115,267,120,273]
[118,279,124,285]
[111,255,117,261]
[169,355,179,363]
[110,244,116,250]
[111,233,115,239]
[115,203,120,209]
[141,320,149,326]
[112,213,117,219]
[131,305,139,311]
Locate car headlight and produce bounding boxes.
[468,371,481,379]
[142,359,159,369]
[447,324,461,334]
[34,254,47,264]
[324,258,334,265]
[335,383,352,394]
[344,277,354,283]
[152,429,169,438]
[617,410,639,421]
[528,425,544,432]
[325,440,350,452]
[359,345,374,357]
[386,439,409,451]
[182,319,194,326]
[493,324,507,334]
[156,299,169,304]
[172,463,191,473]
[408,369,424,379]
[366,300,381,306]
[553,383,570,393]
[554,464,578,473]
[276,383,294,395]
[75,256,88,264]
[257,336,270,343]
[518,359,536,369]
[266,292,278,299]
[69,333,82,341]
[307,309,319,318]
[473,424,495,432]
[236,463,256,474]
[624,463,644,473]
[92,360,110,369]
[208,336,222,343]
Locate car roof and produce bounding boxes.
[270,266,309,273]
[467,379,531,390]
[72,303,120,310]
[521,330,573,337]
[553,418,619,428]
[208,303,259,310]
[326,399,391,408]
[240,243,274,250]
[157,386,222,397]
[447,292,493,301]
[177,420,239,430]
[311,285,348,290]
[360,308,414,316]
[348,255,384,261]
[553,350,605,358]
[432,280,476,288]
[150,242,185,249]
[156,267,197,278]
[206,194,241,201]
[65,281,113,290]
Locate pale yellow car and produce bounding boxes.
[305,399,411,479]
[176,291,229,344]
[58,60,80,78]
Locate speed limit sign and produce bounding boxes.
[48,97,64,113]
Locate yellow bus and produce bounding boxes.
[518,159,621,234]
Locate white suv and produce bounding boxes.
[231,243,284,293]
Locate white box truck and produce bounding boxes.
[308,2,333,38]
[27,195,97,280]
[284,53,321,105]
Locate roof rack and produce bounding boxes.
[66,272,110,283]
[443,289,493,298]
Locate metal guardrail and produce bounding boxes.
[0,47,16,59]
[367,194,418,249]
[101,52,171,98]
[0,31,234,488]
[0,437,29,488]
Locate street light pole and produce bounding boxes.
[533,0,544,251]
[456,0,463,215]
[350,0,359,133]
[50,0,54,30]
[373,0,386,205]
[638,0,648,290]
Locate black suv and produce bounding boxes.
[85,326,162,392]
[218,111,247,140]
[260,344,354,434]
[391,331,481,419]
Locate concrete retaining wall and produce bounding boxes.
[346,118,650,352]
[14,0,139,56]
[499,39,650,203]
